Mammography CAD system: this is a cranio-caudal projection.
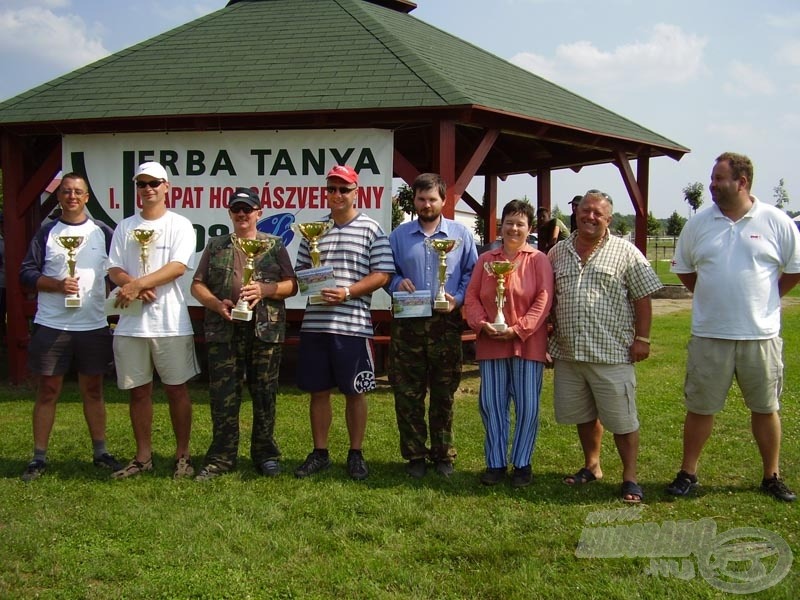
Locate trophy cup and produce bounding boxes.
[292,220,334,304]
[130,228,161,275]
[424,238,462,310]
[483,260,517,332]
[231,235,276,322]
[55,235,85,307]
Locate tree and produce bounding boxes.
[473,212,485,245]
[773,178,790,210]
[683,181,704,214]
[391,183,415,229]
[646,211,661,236]
[665,210,687,236]
[611,212,632,236]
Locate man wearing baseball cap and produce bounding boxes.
[191,187,297,480]
[293,164,395,480]
[107,161,200,479]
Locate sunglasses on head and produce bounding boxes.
[135,180,164,189]
[326,185,357,194]
[229,204,256,214]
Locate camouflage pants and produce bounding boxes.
[205,324,282,470]
[389,311,463,462]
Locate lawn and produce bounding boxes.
[0,305,798,599]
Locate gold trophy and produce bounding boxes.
[55,235,85,307]
[293,220,334,304]
[424,238,462,310]
[231,235,276,322]
[130,228,161,275]
[484,260,517,332]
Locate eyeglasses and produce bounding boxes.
[326,185,357,195]
[135,180,164,189]
[59,189,87,197]
[229,205,256,214]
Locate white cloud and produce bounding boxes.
[0,7,108,71]
[722,61,776,96]
[764,12,800,30]
[777,40,800,66]
[511,24,706,88]
[705,122,759,142]
[780,113,800,130]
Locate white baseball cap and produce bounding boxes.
[133,161,169,182]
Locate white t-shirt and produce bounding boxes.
[28,218,111,331]
[671,197,800,339]
[107,211,196,337]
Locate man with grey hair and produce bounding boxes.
[667,152,800,502]
[549,190,661,503]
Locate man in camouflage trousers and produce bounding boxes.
[387,173,477,478]
[191,187,297,479]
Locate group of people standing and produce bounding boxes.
[18,152,799,504]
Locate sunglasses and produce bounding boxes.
[229,205,256,214]
[135,180,164,189]
[326,185,357,194]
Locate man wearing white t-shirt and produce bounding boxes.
[107,161,200,479]
[667,152,800,502]
[20,173,121,482]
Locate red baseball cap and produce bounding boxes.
[326,164,358,185]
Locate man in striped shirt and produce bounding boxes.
[294,165,395,480]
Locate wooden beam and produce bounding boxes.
[613,149,648,254]
[432,120,456,218]
[392,148,420,187]
[536,169,552,212]
[484,175,498,243]
[16,141,62,218]
[452,128,499,198]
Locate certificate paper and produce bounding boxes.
[297,265,336,296]
[392,291,432,318]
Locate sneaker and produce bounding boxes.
[259,459,281,477]
[111,457,153,479]
[666,470,698,496]
[195,463,227,481]
[294,451,331,479]
[173,457,195,479]
[347,450,369,481]
[434,461,454,478]
[511,465,533,488]
[93,453,123,472]
[405,458,427,479]
[21,459,46,482]
[480,467,506,486]
[761,474,797,502]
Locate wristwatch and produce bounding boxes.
[344,287,351,301]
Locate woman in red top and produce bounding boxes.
[464,200,554,487]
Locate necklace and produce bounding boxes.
[574,234,605,264]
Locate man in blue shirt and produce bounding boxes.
[388,173,477,477]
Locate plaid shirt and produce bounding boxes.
[548,232,662,364]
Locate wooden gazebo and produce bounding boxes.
[0,0,689,383]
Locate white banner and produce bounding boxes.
[62,129,394,308]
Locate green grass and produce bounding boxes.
[1,306,799,599]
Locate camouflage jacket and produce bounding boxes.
[201,233,288,344]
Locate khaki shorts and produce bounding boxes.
[553,359,639,434]
[684,336,783,415]
[113,335,200,389]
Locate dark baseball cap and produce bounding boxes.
[228,187,260,209]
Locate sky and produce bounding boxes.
[1,0,798,219]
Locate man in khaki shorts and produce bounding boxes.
[667,152,800,502]
[548,190,662,504]
[107,161,200,479]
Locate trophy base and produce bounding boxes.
[492,322,508,332]
[65,296,82,308]
[308,293,327,305]
[433,299,450,310]
[231,307,253,321]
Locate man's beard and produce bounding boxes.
[417,212,440,223]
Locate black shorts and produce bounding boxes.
[296,332,376,395]
[28,325,113,376]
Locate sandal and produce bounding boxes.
[111,457,153,479]
[621,480,644,504]
[563,467,598,486]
